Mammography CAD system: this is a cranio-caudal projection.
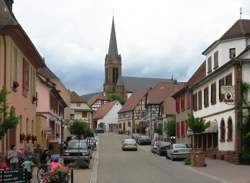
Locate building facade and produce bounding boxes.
[0,0,46,155]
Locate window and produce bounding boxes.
[70,114,75,120]
[23,59,30,97]
[82,112,87,118]
[198,91,202,110]
[112,67,119,84]
[193,93,198,111]
[211,82,217,105]
[227,117,233,141]
[176,97,180,113]
[187,93,191,109]
[207,56,212,73]
[105,68,108,83]
[219,78,225,102]
[13,47,18,82]
[204,87,209,108]
[220,119,225,142]
[229,48,236,59]
[214,51,219,69]
[225,73,232,86]
[26,118,29,134]
[181,94,185,111]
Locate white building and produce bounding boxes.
[191,19,250,163]
[70,91,93,127]
[93,100,122,132]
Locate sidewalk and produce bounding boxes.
[187,158,250,183]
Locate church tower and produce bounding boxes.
[104,17,122,93]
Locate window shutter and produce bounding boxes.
[176,97,180,113]
[204,87,209,107]
[198,91,202,110]
[225,74,232,86]
[211,83,217,105]
[219,78,225,102]
[214,51,219,69]
[208,56,212,73]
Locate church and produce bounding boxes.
[83,17,174,107]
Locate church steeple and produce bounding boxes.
[108,17,118,57]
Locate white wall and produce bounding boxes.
[193,67,235,118]
[97,101,122,131]
[205,38,247,75]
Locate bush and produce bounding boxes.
[184,157,191,165]
[240,148,250,164]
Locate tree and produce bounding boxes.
[240,82,250,164]
[187,113,209,134]
[67,120,93,138]
[0,86,19,138]
[107,93,125,105]
[164,118,176,137]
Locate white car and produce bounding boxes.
[166,143,191,161]
[121,138,137,151]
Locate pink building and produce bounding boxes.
[0,1,45,155]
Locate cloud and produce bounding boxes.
[13,0,250,94]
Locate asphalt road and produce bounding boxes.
[97,133,222,183]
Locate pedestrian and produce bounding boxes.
[34,144,42,165]
[22,155,34,183]
[7,145,19,169]
[49,156,62,171]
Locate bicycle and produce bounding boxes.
[37,164,49,183]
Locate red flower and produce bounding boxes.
[13,81,19,88]
[20,133,26,141]
[26,134,32,141]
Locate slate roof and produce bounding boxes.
[81,92,99,101]
[172,61,206,98]
[108,17,118,57]
[71,91,86,103]
[147,81,185,105]
[203,19,250,55]
[118,88,149,113]
[93,100,117,120]
[117,76,175,92]
[87,92,107,106]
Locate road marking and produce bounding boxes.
[185,166,232,183]
[90,136,99,183]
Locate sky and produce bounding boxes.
[13,0,250,95]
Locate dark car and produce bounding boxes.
[63,139,91,168]
[137,135,151,145]
[155,141,171,156]
[95,127,105,133]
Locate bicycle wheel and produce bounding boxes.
[63,173,70,183]
[37,167,46,182]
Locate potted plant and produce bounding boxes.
[48,168,69,183]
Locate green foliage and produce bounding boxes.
[107,93,125,105]
[184,157,191,165]
[187,114,209,134]
[0,86,19,138]
[154,125,163,135]
[240,82,250,164]
[164,117,176,137]
[68,120,93,138]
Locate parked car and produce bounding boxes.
[95,127,105,133]
[137,135,151,145]
[166,143,191,161]
[154,141,171,156]
[63,139,92,168]
[121,138,137,151]
[151,141,160,153]
[131,133,140,141]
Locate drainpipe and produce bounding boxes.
[3,35,7,86]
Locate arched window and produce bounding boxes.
[220,119,225,142]
[227,117,233,141]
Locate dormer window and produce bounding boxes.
[207,56,212,73]
[229,48,236,59]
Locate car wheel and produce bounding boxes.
[171,156,175,161]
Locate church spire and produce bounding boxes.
[108,16,118,57]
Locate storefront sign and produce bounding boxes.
[221,86,234,104]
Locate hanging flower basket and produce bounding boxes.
[13,81,19,91]
[31,135,37,143]
[26,134,32,142]
[20,133,26,142]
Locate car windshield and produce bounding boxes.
[174,144,187,149]
[160,142,170,146]
[124,139,136,143]
[68,140,87,149]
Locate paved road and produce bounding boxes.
[97,133,223,183]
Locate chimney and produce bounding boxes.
[4,0,14,11]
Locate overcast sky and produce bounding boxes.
[13,0,250,95]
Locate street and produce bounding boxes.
[96,133,222,183]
